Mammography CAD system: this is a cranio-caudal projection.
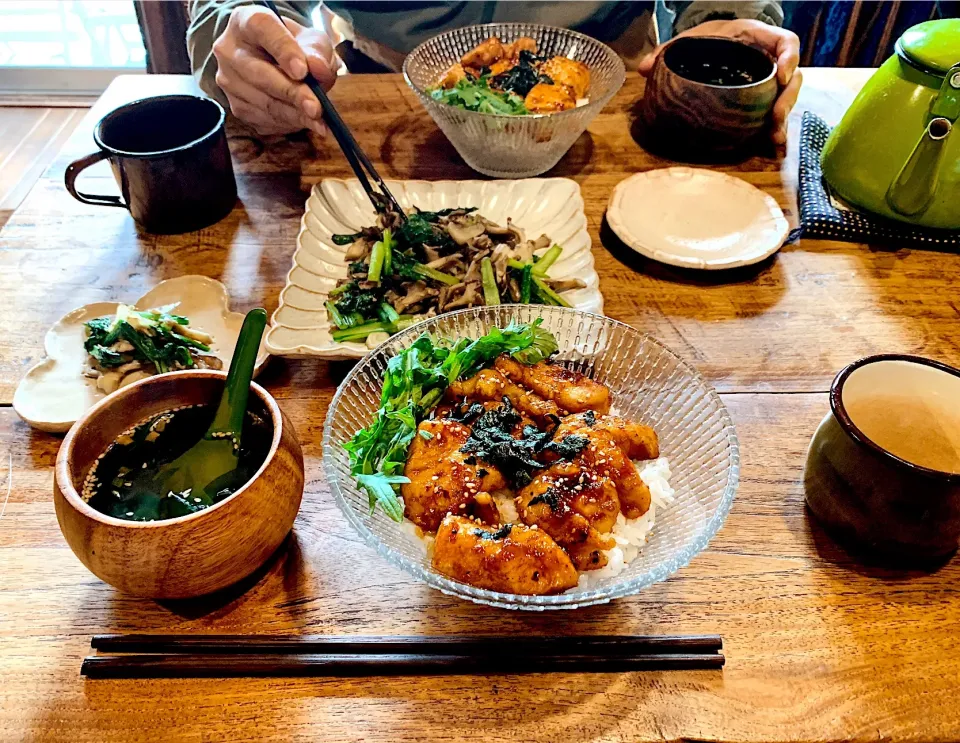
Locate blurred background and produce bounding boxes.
[786,0,958,66]
[0,0,957,95]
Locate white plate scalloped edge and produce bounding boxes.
[13,275,270,434]
[606,167,789,270]
[265,178,604,360]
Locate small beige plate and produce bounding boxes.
[606,168,789,270]
[14,275,269,433]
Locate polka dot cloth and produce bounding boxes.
[795,112,959,248]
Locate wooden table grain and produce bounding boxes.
[2,70,960,743]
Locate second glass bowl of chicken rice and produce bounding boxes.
[403,23,626,178]
[323,305,740,610]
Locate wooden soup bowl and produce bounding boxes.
[639,36,778,158]
[804,355,960,561]
[54,370,304,599]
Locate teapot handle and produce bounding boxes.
[886,64,958,217]
[885,117,952,217]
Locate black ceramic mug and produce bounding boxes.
[65,95,237,234]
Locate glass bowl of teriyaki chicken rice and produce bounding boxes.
[403,23,626,178]
[324,306,740,610]
[326,205,587,348]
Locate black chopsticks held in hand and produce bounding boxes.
[82,634,724,679]
[260,0,405,218]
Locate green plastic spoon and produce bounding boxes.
[151,308,267,506]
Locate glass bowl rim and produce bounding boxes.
[322,305,741,610]
[401,22,627,122]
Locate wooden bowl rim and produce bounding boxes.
[55,369,283,529]
[660,35,778,90]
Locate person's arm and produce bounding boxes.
[187,0,335,136]
[188,1,312,104]
[672,1,783,33]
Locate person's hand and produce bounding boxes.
[213,5,337,136]
[638,19,802,145]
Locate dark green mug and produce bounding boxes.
[805,355,960,561]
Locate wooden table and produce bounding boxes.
[2,70,960,743]
[0,104,87,230]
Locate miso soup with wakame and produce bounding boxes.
[81,404,272,522]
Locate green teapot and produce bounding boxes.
[821,19,959,230]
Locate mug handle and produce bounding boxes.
[64,151,125,208]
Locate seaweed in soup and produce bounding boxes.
[83,404,272,522]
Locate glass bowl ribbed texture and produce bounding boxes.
[402,23,626,178]
[323,306,740,610]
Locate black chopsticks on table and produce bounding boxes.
[82,634,724,679]
[260,0,405,218]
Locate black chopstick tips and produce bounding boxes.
[259,0,406,218]
[82,634,724,679]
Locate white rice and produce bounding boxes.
[400,518,435,558]
[573,457,674,590]
[492,490,519,522]
[641,456,676,510]
[400,457,675,592]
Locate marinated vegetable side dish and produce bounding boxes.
[84,304,222,394]
[329,209,584,345]
[344,321,674,596]
[429,36,591,115]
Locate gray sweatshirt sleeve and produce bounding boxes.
[673,1,784,34]
[186,0,317,107]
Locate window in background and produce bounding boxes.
[0,0,145,95]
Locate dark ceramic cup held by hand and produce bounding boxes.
[639,36,778,158]
[805,355,960,562]
[65,95,237,234]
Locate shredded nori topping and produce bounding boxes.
[542,434,588,461]
[458,398,588,489]
[491,50,552,97]
[473,523,514,540]
[448,400,486,425]
[527,487,563,512]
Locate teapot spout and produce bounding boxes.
[886,117,952,217]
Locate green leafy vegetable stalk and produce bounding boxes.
[344,320,559,520]
[84,304,211,373]
[429,75,529,115]
[480,257,500,306]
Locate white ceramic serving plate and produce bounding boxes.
[606,168,790,270]
[14,275,269,433]
[265,178,603,359]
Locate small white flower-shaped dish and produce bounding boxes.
[14,275,269,433]
[265,177,603,360]
[606,168,790,270]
